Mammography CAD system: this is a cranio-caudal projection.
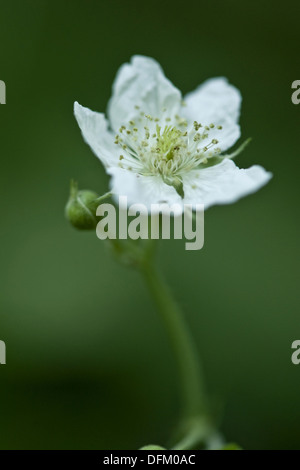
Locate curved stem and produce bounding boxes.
[140,258,208,422]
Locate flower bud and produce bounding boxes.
[65,180,99,230]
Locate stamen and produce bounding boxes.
[194,121,202,131]
[114,105,230,191]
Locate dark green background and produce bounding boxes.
[0,0,299,450]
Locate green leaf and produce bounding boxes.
[222,443,242,450]
[139,445,167,450]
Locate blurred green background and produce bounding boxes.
[0,0,299,450]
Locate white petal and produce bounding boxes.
[108,167,182,212]
[183,78,242,151]
[108,55,182,132]
[182,159,272,209]
[74,101,118,168]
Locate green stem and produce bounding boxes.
[140,258,208,422]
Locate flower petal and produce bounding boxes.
[108,55,182,132]
[108,167,182,212]
[183,78,242,151]
[182,159,272,209]
[74,101,118,168]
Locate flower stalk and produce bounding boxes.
[137,249,213,448]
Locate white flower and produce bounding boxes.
[74,55,271,211]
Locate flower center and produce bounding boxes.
[114,108,223,194]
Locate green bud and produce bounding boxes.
[65,180,99,230]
